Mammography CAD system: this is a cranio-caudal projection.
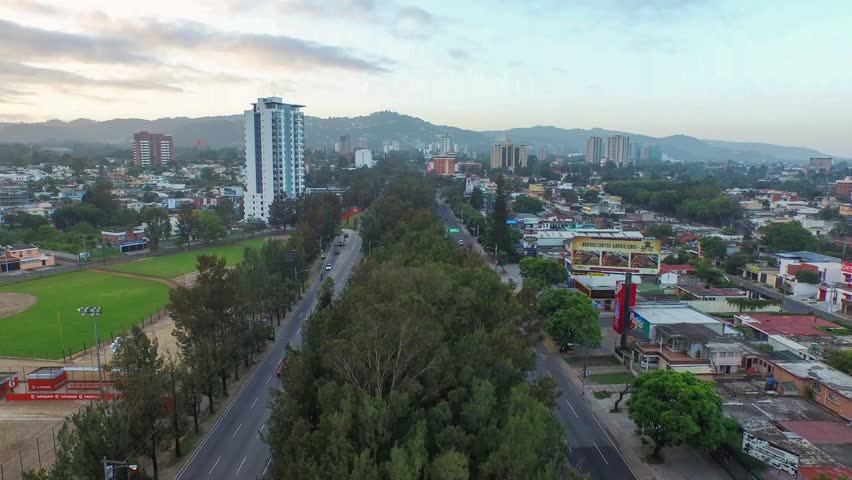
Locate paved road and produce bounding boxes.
[436,197,637,480]
[174,230,362,480]
[733,277,852,325]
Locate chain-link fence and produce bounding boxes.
[0,420,61,480]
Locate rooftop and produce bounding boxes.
[738,314,841,337]
[773,251,842,264]
[574,274,644,289]
[659,264,694,274]
[631,303,722,326]
[657,323,726,343]
[7,243,37,251]
[676,284,747,298]
[778,421,852,445]
[774,361,852,399]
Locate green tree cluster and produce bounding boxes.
[760,222,818,252]
[512,194,544,214]
[519,257,567,285]
[537,289,601,349]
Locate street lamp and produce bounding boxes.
[103,458,138,479]
[77,306,104,395]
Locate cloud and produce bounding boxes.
[392,6,433,39]
[0,60,182,92]
[448,48,470,61]
[0,18,154,65]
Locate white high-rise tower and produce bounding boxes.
[244,97,305,223]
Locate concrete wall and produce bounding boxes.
[684,299,782,314]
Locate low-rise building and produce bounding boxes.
[1,244,55,272]
[773,361,852,420]
[101,227,147,253]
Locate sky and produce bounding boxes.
[1,0,851,156]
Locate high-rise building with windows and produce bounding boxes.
[490,143,528,171]
[243,97,305,223]
[133,131,173,166]
[606,135,630,167]
[439,134,454,155]
[586,137,603,165]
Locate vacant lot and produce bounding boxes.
[104,238,272,279]
[0,271,170,359]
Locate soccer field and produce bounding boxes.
[0,271,170,359]
[104,238,271,279]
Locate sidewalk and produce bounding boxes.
[552,349,732,480]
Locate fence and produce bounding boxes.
[0,417,61,479]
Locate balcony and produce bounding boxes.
[635,344,711,366]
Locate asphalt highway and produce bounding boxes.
[174,229,362,480]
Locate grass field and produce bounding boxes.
[0,271,170,359]
[104,239,272,279]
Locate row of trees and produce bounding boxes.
[605,179,742,226]
[266,170,581,479]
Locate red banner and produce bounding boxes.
[6,393,114,401]
[843,262,852,275]
[612,281,637,334]
[339,207,362,222]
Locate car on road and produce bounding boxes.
[338,240,345,247]
[457,239,464,246]
[276,358,288,377]
[344,233,349,239]
[334,249,340,255]
[325,263,333,271]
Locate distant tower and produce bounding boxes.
[586,137,603,165]
[133,132,174,166]
[440,134,454,155]
[606,135,630,167]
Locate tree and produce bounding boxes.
[627,370,727,460]
[318,276,334,310]
[512,195,544,214]
[213,198,239,227]
[818,207,842,221]
[560,189,579,204]
[174,204,198,249]
[538,289,601,348]
[488,174,514,261]
[725,297,779,313]
[197,210,226,243]
[795,269,821,284]
[760,222,818,252]
[519,257,567,285]
[581,189,600,203]
[469,187,484,210]
[109,325,167,479]
[700,236,727,261]
[646,224,674,239]
[825,349,852,375]
[142,206,171,251]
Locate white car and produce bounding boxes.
[325,263,333,271]
[458,239,464,246]
[110,337,123,353]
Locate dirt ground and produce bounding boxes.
[0,293,37,319]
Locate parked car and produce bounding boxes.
[276,358,288,377]
[325,263,333,271]
[457,239,464,246]
[334,249,340,255]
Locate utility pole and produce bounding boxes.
[78,307,104,395]
[619,273,633,350]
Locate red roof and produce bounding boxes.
[659,264,695,275]
[742,314,841,337]
[678,233,699,244]
[778,421,852,444]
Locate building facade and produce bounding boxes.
[606,135,630,167]
[432,155,456,176]
[244,97,305,223]
[490,143,528,171]
[440,134,454,155]
[809,157,833,174]
[354,149,374,168]
[586,137,603,165]
[132,132,174,166]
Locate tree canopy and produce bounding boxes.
[537,289,601,349]
[700,236,727,260]
[512,194,544,214]
[519,257,567,285]
[760,222,818,252]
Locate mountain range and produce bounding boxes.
[0,111,833,164]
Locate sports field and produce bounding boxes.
[0,271,170,359]
[104,238,272,279]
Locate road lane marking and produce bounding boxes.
[563,438,572,453]
[546,370,553,378]
[208,456,220,475]
[251,396,258,409]
[538,353,546,359]
[593,442,609,464]
[263,458,272,476]
[236,456,247,476]
[266,376,271,385]
[257,423,266,439]
[297,326,302,335]
[565,400,579,418]
[232,423,242,438]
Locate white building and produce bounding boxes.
[606,135,630,166]
[243,97,305,223]
[440,134,454,155]
[354,149,374,168]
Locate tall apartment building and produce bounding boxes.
[809,157,833,174]
[440,134,454,155]
[339,135,352,156]
[243,97,305,223]
[606,135,630,167]
[586,137,603,165]
[490,143,528,171]
[432,155,456,176]
[132,132,174,166]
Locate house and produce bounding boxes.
[634,322,744,375]
[101,227,147,253]
[676,284,748,301]
[2,244,55,272]
[628,303,732,341]
[659,264,694,285]
[773,251,842,284]
[773,361,852,420]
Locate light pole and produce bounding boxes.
[319,235,331,256]
[77,306,104,395]
[103,457,138,480]
[368,240,380,256]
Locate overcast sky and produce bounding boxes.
[1,0,851,156]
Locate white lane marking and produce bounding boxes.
[236,456,247,476]
[208,456,220,475]
[251,396,258,409]
[563,438,572,453]
[263,458,272,476]
[297,326,302,335]
[565,400,579,419]
[538,353,546,359]
[266,376,271,385]
[256,423,266,439]
[593,442,609,464]
[546,370,553,378]
[232,423,242,438]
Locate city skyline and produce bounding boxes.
[1,0,851,156]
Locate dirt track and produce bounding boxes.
[0,293,37,319]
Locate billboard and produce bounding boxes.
[842,262,852,275]
[741,431,799,476]
[570,237,661,274]
[612,281,637,334]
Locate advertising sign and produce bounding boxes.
[741,431,799,476]
[447,228,460,233]
[843,262,852,275]
[570,237,661,274]
[612,281,637,334]
[6,393,115,401]
[505,219,518,225]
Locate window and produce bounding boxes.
[827,392,840,405]
[811,383,822,395]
